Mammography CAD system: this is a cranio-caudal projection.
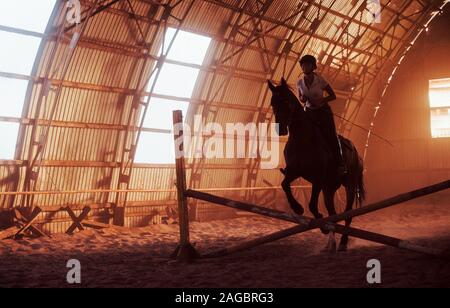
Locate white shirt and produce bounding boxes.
[296,73,330,110]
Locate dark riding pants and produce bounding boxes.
[305,104,343,165]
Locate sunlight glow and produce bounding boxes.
[0,31,41,75]
[144,98,190,130]
[0,0,56,33]
[135,132,175,165]
[429,78,450,108]
[0,122,19,159]
[0,77,28,117]
[163,28,211,65]
[430,78,450,138]
[0,0,57,160]
[135,29,211,164]
[152,63,202,98]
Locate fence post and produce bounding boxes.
[171,110,199,261]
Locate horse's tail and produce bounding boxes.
[356,157,366,208]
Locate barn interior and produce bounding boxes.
[0,0,449,288]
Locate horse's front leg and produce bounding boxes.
[282,171,304,216]
[308,184,323,219]
[309,183,331,235]
[322,188,338,253]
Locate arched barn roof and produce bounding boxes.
[0,0,447,229]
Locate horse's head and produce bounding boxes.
[268,78,301,136]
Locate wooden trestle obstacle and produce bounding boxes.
[171,110,450,261]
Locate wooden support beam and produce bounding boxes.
[0,185,308,197]
[65,206,91,234]
[81,220,111,229]
[186,179,450,258]
[171,110,199,261]
[14,207,49,238]
[186,189,297,222]
[0,227,19,240]
[0,159,280,169]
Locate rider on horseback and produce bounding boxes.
[297,54,348,178]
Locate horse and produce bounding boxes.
[268,78,366,252]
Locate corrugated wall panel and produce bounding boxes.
[366,20,450,201]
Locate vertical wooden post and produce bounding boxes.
[171,110,199,261]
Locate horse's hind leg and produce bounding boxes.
[308,184,323,219]
[282,171,304,216]
[323,188,337,217]
[338,187,356,252]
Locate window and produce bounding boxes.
[0,77,29,118]
[163,28,211,65]
[143,98,190,130]
[0,122,19,160]
[135,28,211,164]
[134,132,176,165]
[0,31,41,75]
[153,63,201,98]
[0,0,56,33]
[0,0,56,159]
[429,78,450,138]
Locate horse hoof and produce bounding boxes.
[338,244,348,252]
[329,243,337,254]
[321,245,337,254]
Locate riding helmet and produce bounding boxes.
[299,55,318,70]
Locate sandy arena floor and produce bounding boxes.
[0,201,449,288]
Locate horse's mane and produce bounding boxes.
[281,83,302,110]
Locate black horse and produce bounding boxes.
[268,78,366,252]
